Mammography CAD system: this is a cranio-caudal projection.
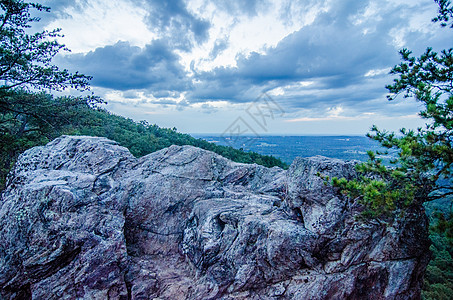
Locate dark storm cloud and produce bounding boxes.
[188,0,392,104]
[133,0,210,50]
[187,0,452,115]
[57,40,190,92]
[37,0,452,118]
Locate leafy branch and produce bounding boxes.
[327,0,453,219]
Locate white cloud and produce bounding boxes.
[45,0,155,53]
[181,0,323,72]
[364,68,391,77]
[268,87,285,96]
[40,0,453,134]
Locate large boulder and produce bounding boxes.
[0,136,430,299]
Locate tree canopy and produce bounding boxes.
[0,0,98,189]
[0,0,91,91]
[433,0,453,28]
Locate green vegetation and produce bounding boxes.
[324,0,453,297]
[423,203,453,299]
[0,0,91,90]
[330,42,453,218]
[0,89,287,190]
[329,0,453,219]
[0,0,287,191]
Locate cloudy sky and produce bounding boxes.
[34,0,452,135]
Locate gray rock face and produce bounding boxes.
[0,136,430,299]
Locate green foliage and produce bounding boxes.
[325,0,453,296]
[0,89,98,188]
[431,210,453,239]
[0,0,97,189]
[329,0,453,219]
[423,209,453,299]
[329,152,417,219]
[65,104,288,169]
[0,0,91,91]
[433,0,453,28]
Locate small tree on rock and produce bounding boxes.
[330,0,453,219]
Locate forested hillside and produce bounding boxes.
[423,198,453,299]
[0,89,287,190]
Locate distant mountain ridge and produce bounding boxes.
[196,135,385,164]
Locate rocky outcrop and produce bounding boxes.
[0,136,430,299]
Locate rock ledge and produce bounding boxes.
[0,136,430,299]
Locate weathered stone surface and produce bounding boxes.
[0,136,430,299]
